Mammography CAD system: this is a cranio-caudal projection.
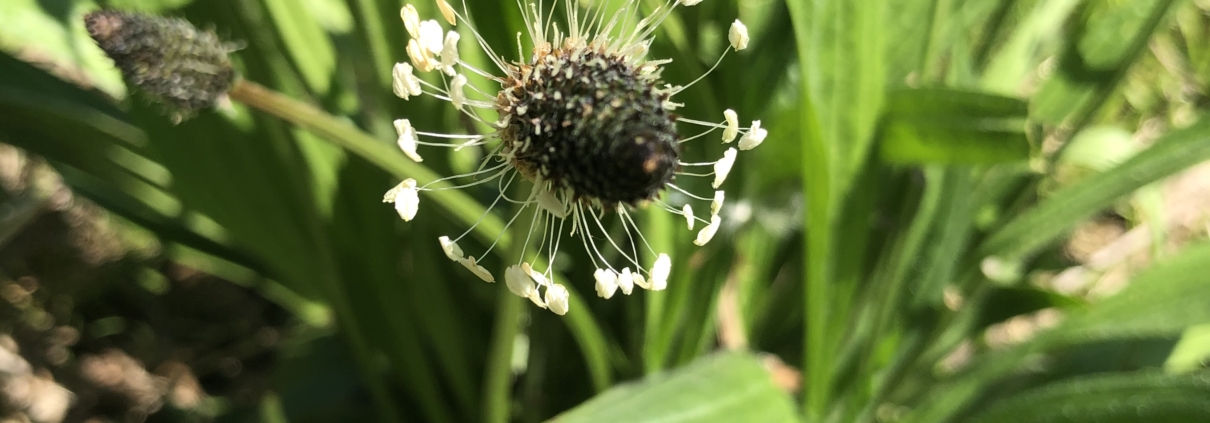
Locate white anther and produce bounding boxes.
[438,236,464,261]
[679,0,703,5]
[617,268,634,295]
[522,262,550,287]
[392,63,422,99]
[694,214,722,246]
[739,120,767,150]
[436,0,456,25]
[650,254,671,291]
[682,204,695,230]
[534,185,568,218]
[450,74,467,110]
[632,272,649,290]
[711,190,725,216]
[407,39,437,72]
[401,5,421,39]
[393,119,423,162]
[713,148,738,188]
[418,20,444,54]
[505,265,537,298]
[546,284,570,315]
[594,268,618,299]
[459,256,495,282]
[729,20,750,51]
[441,31,460,75]
[383,179,420,221]
[722,109,739,143]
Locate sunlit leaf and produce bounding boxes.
[551,352,799,423]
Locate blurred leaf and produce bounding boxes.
[786,0,886,418]
[981,0,1082,95]
[262,0,337,94]
[551,352,799,423]
[879,122,1024,165]
[885,87,1030,119]
[1059,126,1137,171]
[1031,0,1177,126]
[0,0,126,97]
[967,371,1210,423]
[975,287,1083,329]
[1046,241,1210,345]
[980,117,1210,260]
[1166,324,1210,374]
[908,239,1210,423]
[879,88,1030,165]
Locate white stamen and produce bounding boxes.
[438,236,464,261]
[392,63,422,99]
[738,120,767,150]
[505,265,537,298]
[419,20,444,54]
[383,179,420,221]
[441,31,461,75]
[694,214,721,246]
[617,268,634,295]
[679,0,703,5]
[711,190,725,216]
[729,20,750,51]
[401,5,420,39]
[650,253,671,291]
[713,148,738,188]
[436,0,457,25]
[546,284,570,315]
[460,256,495,282]
[393,119,423,162]
[594,268,618,299]
[682,204,695,229]
[722,109,739,143]
[450,74,468,110]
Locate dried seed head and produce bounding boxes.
[497,48,679,208]
[85,10,235,121]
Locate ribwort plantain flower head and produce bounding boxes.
[84,10,235,122]
[384,0,766,315]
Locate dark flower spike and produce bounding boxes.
[384,0,768,314]
[85,10,235,122]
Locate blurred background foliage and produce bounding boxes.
[0,0,1209,422]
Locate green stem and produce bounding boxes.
[226,79,507,246]
[229,77,615,409]
[483,291,524,423]
[484,203,534,423]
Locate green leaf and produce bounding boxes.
[1031,0,1178,126]
[980,117,1210,260]
[974,286,1083,329]
[968,371,1210,423]
[1058,126,1137,172]
[884,87,1030,119]
[1166,324,1210,374]
[262,0,338,94]
[550,352,799,423]
[907,239,1210,423]
[0,0,127,97]
[981,0,1083,95]
[880,120,1028,165]
[787,0,887,418]
[879,88,1030,165]
[1046,241,1210,345]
